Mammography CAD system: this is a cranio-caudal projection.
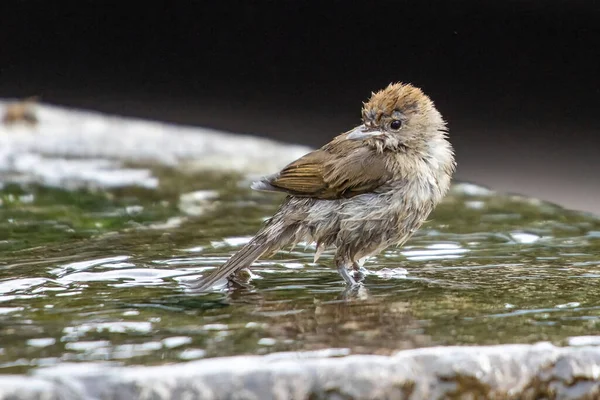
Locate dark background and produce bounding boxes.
[2,1,599,213]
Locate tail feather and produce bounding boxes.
[193,238,270,291]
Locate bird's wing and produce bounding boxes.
[253,138,392,199]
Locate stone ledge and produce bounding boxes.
[2,342,600,399]
[0,99,311,183]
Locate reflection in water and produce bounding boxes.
[0,175,599,373]
[249,290,429,355]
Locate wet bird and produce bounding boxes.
[195,82,455,290]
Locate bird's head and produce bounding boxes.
[347,82,447,152]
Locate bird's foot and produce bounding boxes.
[226,268,254,289]
[337,263,358,286]
[351,262,368,282]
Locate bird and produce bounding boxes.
[194,82,456,291]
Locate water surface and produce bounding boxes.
[1,167,599,374]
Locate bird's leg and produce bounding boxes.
[335,256,357,286]
[351,261,366,282]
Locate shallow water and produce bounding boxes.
[0,167,599,374]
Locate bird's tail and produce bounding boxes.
[192,235,272,291]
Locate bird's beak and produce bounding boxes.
[346,124,384,140]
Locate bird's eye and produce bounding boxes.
[390,120,402,131]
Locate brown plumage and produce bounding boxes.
[261,137,392,199]
[194,82,455,291]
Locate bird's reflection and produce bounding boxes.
[338,283,369,301]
